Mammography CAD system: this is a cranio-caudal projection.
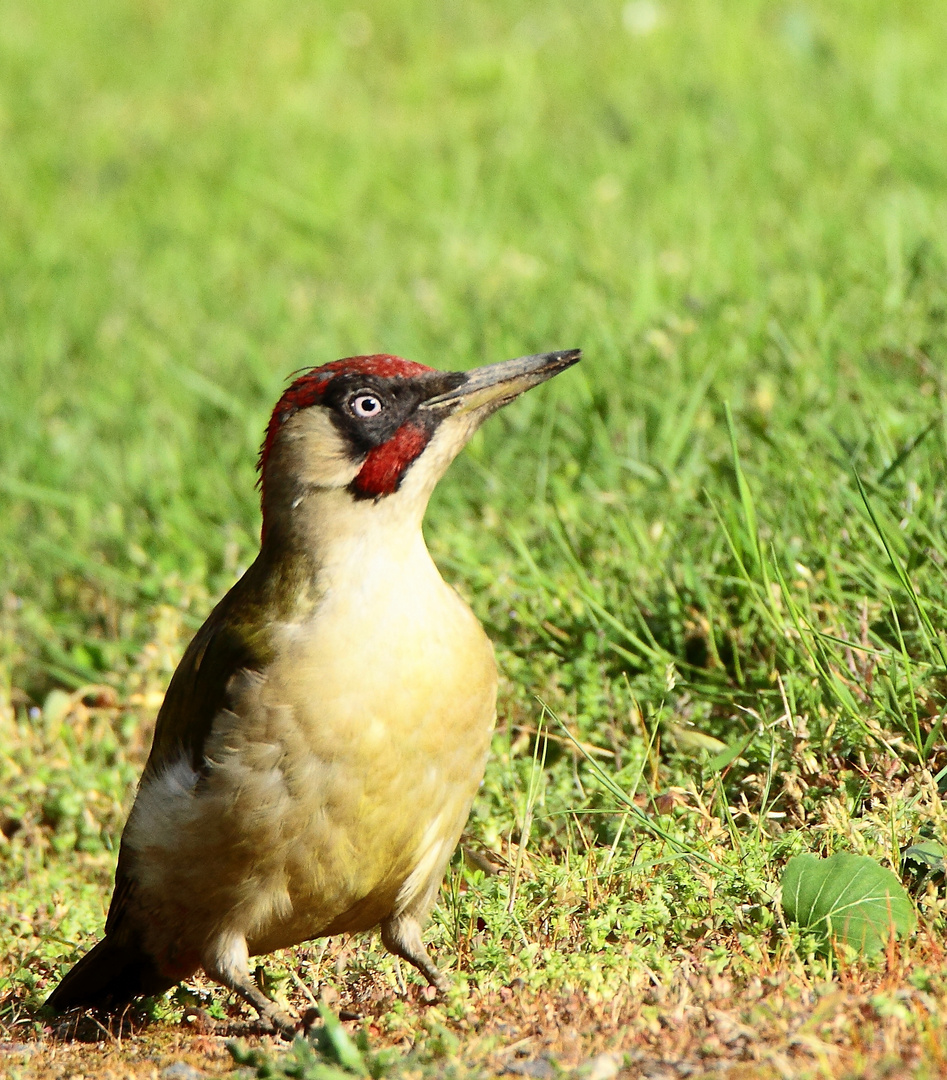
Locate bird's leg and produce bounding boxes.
[210,964,299,1037]
[204,934,298,1038]
[381,914,449,995]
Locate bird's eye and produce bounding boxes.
[351,393,383,418]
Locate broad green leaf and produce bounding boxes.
[707,732,755,773]
[782,853,916,956]
[665,723,727,755]
[901,841,947,892]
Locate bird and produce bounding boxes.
[46,347,581,1036]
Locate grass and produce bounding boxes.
[2,0,947,1075]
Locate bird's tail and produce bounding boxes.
[46,936,175,1014]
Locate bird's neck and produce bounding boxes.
[257,484,436,612]
[255,418,468,612]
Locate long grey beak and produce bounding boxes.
[420,349,581,415]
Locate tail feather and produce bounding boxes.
[46,936,175,1013]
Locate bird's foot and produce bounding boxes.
[255,1012,298,1040]
[205,961,301,1041]
[182,1004,298,1041]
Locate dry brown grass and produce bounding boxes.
[4,926,947,1078]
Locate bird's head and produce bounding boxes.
[257,349,580,544]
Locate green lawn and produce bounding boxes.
[3,1,947,1076]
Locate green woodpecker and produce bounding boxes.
[47,348,580,1035]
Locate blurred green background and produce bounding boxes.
[4,1,947,1049]
[3,0,946,706]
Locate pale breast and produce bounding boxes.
[123,538,496,959]
[245,548,497,949]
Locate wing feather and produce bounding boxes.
[107,557,276,933]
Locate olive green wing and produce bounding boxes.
[105,569,274,938]
[142,589,273,781]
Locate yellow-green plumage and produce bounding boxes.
[125,483,496,964]
[47,349,579,1034]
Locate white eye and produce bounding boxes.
[352,393,383,418]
